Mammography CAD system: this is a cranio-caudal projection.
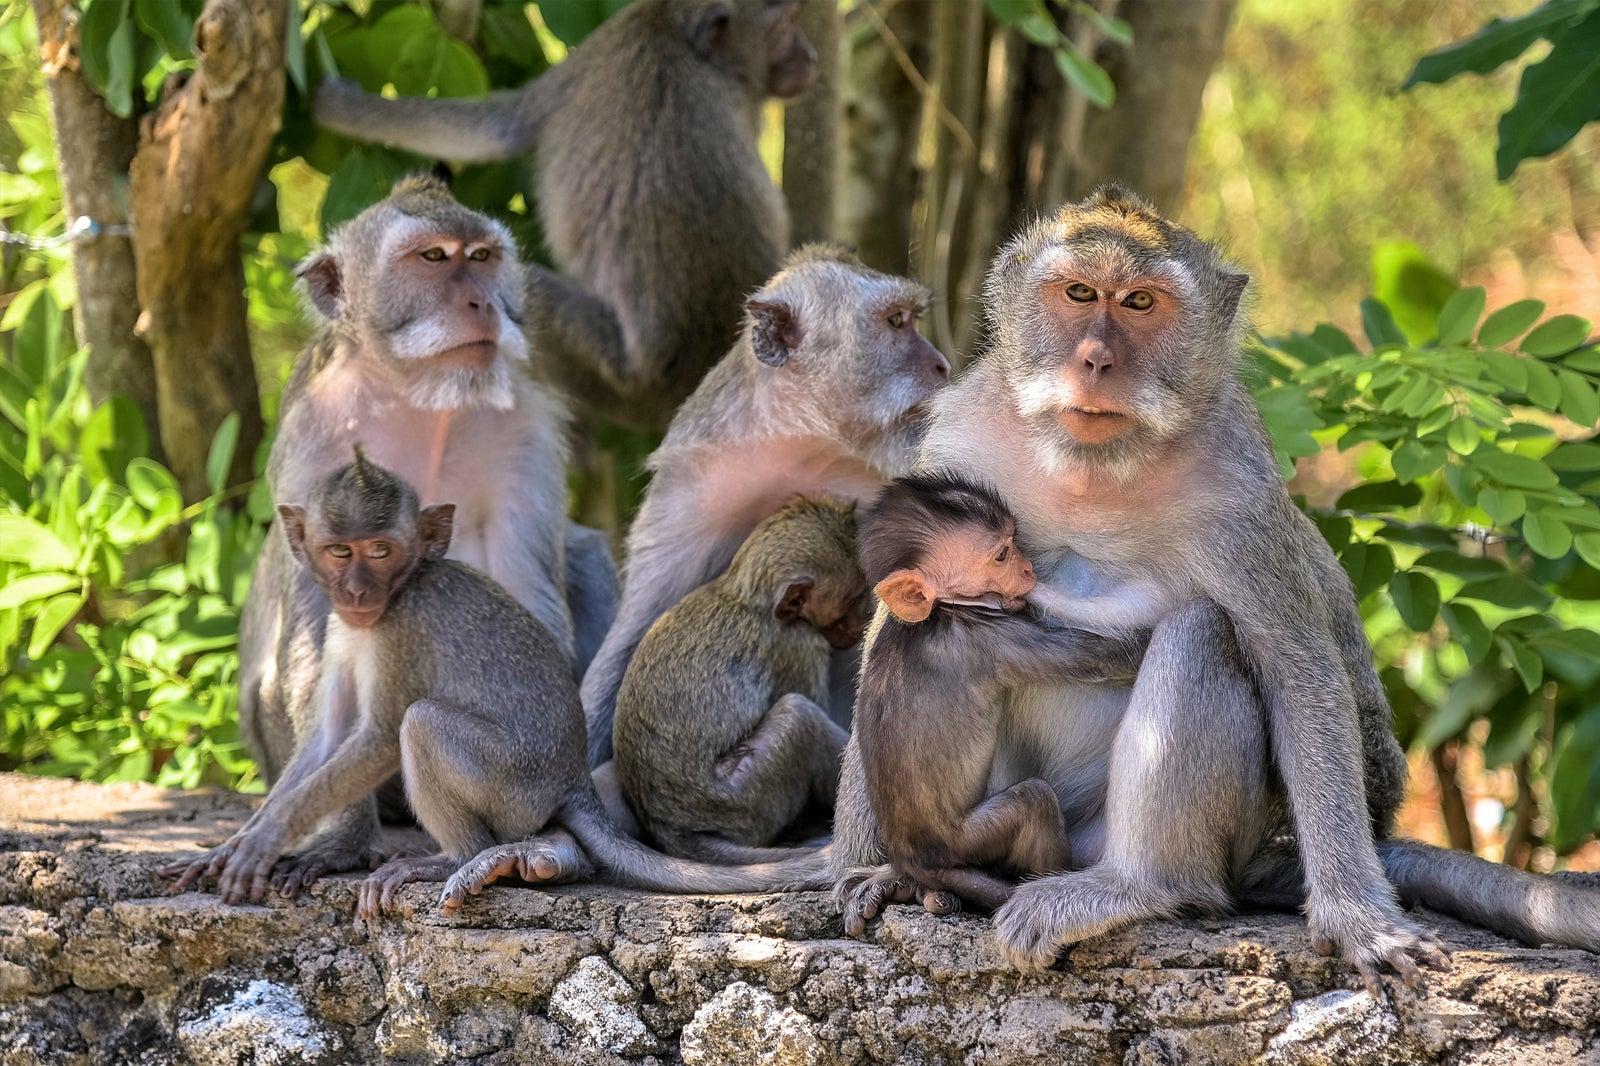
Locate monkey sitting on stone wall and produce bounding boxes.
[166,453,827,911]
[613,497,868,864]
[315,0,817,428]
[846,474,1149,918]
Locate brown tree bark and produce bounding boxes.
[1066,0,1238,212]
[1428,741,1477,854]
[783,0,842,246]
[129,0,282,498]
[839,0,929,277]
[30,0,161,451]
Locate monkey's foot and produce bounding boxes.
[991,870,1153,973]
[835,864,958,938]
[438,834,594,914]
[357,854,459,920]
[1310,909,1452,999]
[269,839,388,899]
[160,827,287,904]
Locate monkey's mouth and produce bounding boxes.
[1059,404,1132,442]
[335,605,385,629]
[433,340,498,372]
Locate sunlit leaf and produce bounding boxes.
[1389,570,1441,631]
[1523,509,1573,558]
[1402,0,1592,87]
[26,593,84,659]
[0,514,76,570]
[1478,299,1545,347]
[1496,634,1544,692]
[0,572,80,610]
[1435,286,1486,346]
[1522,314,1594,357]
[1441,602,1492,664]
[1469,448,1559,490]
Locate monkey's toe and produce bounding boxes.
[357,855,458,921]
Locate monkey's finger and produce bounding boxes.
[531,853,562,881]
[921,890,959,916]
[1417,940,1452,972]
[1310,934,1337,958]
[1355,960,1384,1001]
[1386,950,1423,990]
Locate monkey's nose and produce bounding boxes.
[1078,339,1114,374]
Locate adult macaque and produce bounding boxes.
[835,186,1600,986]
[845,474,1148,916]
[614,497,868,862]
[582,244,950,766]
[315,0,816,427]
[236,176,615,882]
[166,455,826,908]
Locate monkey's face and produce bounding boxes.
[762,1,817,98]
[688,0,815,100]
[299,190,529,413]
[306,532,416,629]
[939,522,1035,610]
[280,498,454,629]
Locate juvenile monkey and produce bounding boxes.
[614,497,868,863]
[166,454,826,907]
[848,474,1148,914]
[583,244,950,765]
[315,0,816,427]
[237,176,616,878]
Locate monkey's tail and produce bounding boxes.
[1376,839,1600,952]
[559,791,834,894]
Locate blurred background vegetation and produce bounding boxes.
[1,0,1596,874]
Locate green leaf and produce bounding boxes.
[1371,241,1456,343]
[540,0,614,46]
[1078,6,1133,47]
[1445,417,1480,455]
[1523,509,1574,558]
[79,396,149,484]
[1523,358,1563,409]
[1575,531,1600,568]
[1496,11,1600,179]
[1496,634,1544,692]
[1391,440,1447,482]
[392,32,489,98]
[0,514,76,570]
[1522,314,1594,357]
[1441,602,1492,664]
[205,413,241,495]
[1563,346,1600,372]
[1435,286,1486,346]
[1336,480,1423,512]
[77,0,131,99]
[1470,448,1559,490]
[1416,550,1506,580]
[27,593,85,659]
[1558,369,1600,428]
[1547,705,1600,852]
[285,0,307,94]
[1341,541,1396,602]
[481,3,545,66]
[1456,572,1554,611]
[1479,350,1529,391]
[126,457,181,509]
[0,571,80,610]
[320,146,418,233]
[1478,487,1527,523]
[1402,0,1593,87]
[1360,297,1406,349]
[1544,441,1600,471]
[1478,299,1545,346]
[1389,570,1441,631]
[1054,46,1113,108]
[134,0,194,58]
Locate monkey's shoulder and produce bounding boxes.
[395,560,568,661]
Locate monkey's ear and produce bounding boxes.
[1218,271,1250,321]
[419,504,455,561]
[296,249,343,320]
[278,505,309,561]
[689,1,734,58]
[875,571,935,624]
[774,577,813,623]
[747,299,803,367]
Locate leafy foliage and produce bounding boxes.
[984,0,1130,108]
[1252,263,1600,851]
[1404,0,1600,179]
[0,284,269,790]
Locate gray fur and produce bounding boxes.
[314,0,818,427]
[580,246,949,766]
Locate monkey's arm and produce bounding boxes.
[313,78,549,163]
[486,443,576,660]
[1206,524,1447,993]
[984,613,1149,687]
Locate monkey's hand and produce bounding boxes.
[214,825,290,904]
[160,840,242,894]
[1311,906,1451,999]
[438,833,594,914]
[835,865,958,937]
[268,838,388,899]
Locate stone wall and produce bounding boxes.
[0,774,1595,1065]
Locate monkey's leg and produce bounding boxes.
[954,777,1072,876]
[523,264,635,397]
[993,601,1268,972]
[712,692,851,843]
[565,521,619,678]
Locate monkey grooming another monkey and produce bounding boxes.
[166,453,827,909]
[315,0,816,427]
[236,176,616,885]
[614,497,868,863]
[847,474,1148,916]
[583,244,950,766]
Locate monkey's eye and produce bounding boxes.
[326,544,352,559]
[887,309,909,329]
[367,541,392,559]
[420,247,447,263]
[1065,283,1097,302]
[1123,289,1154,311]
[467,247,491,262]
[995,545,1010,564]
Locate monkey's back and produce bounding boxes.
[613,579,829,828]
[384,561,588,789]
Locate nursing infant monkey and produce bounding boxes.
[853,474,1149,912]
[165,454,825,911]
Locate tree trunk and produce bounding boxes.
[838,0,929,277]
[129,0,282,499]
[783,0,842,246]
[1066,0,1238,212]
[952,26,1023,354]
[1428,741,1476,854]
[30,0,161,452]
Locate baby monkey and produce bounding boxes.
[165,449,823,911]
[850,473,1151,914]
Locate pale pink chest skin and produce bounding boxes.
[690,436,889,538]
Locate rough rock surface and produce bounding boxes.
[0,774,1595,1065]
